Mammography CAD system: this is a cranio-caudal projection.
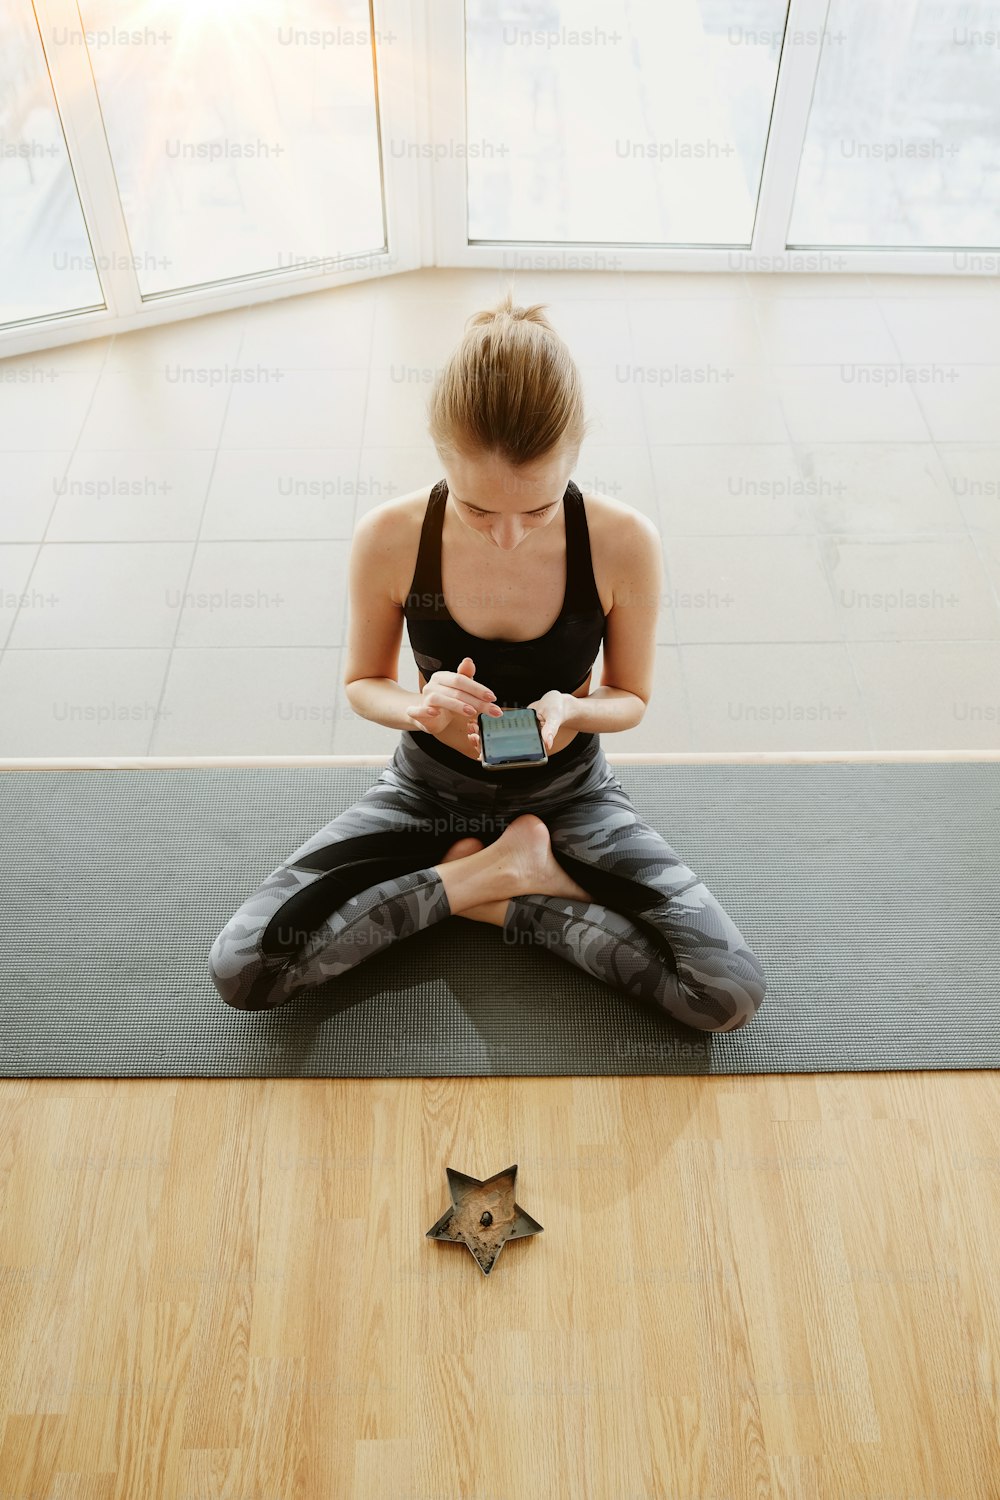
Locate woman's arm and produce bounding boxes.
[560,685,647,735]
[560,508,664,737]
[342,505,426,730]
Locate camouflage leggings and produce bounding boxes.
[208,730,767,1032]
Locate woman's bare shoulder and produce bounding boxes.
[578,488,660,549]
[578,489,661,613]
[361,486,433,528]
[361,485,435,540]
[355,487,434,605]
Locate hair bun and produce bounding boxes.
[429,285,589,466]
[495,297,548,326]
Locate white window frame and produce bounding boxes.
[2,0,427,358]
[431,0,1000,277]
[4,0,998,361]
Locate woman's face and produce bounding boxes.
[442,446,577,551]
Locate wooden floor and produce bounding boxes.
[2,1069,999,1499]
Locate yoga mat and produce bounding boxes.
[1,760,997,1078]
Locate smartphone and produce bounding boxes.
[477,706,548,769]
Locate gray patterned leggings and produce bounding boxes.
[208,730,767,1032]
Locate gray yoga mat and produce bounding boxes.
[1,762,997,1078]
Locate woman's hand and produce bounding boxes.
[405,656,502,738]
[464,688,568,757]
[525,689,570,752]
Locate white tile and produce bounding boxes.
[0,649,169,756]
[864,273,1000,299]
[754,298,897,364]
[151,648,341,755]
[354,446,441,523]
[824,535,1000,641]
[77,368,230,451]
[682,643,869,751]
[173,540,349,648]
[912,367,1000,443]
[370,299,487,368]
[220,367,367,449]
[0,339,110,378]
[5,541,193,649]
[794,444,962,533]
[374,267,532,301]
[851,641,1000,750]
[362,367,442,449]
[744,271,874,298]
[878,298,1000,364]
[105,307,248,371]
[574,444,659,522]
[637,367,788,445]
[240,287,376,370]
[48,450,214,542]
[650,443,812,536]
[200,450,362,540]
[653,537,678,646]
[0,452,71,542]
[626,271,749,299]
[580,365,649,444]
[935,445,1000,533]
[665,534,838,643]
[478,269,629,302]
[608,644,692,753]
[537,300,634,364]
[629,298,769,365]
[772,364,929,442]
[0,544,41,649]
[970,529,1000,605]
[0,369,102,450]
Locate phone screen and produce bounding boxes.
[479,707,546,765]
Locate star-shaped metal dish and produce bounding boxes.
[426,1164,544,1276]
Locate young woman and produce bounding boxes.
[208,292,767,1032]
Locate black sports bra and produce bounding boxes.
[402,478,607,713]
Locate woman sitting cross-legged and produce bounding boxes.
[208,291,768,1033]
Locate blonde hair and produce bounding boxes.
[428,287,589,468]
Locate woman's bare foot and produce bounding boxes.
[437,837,507,925]
[434,816,594,923]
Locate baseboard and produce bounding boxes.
[1,749,998,772]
